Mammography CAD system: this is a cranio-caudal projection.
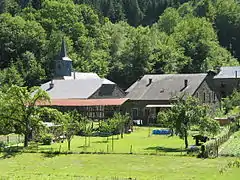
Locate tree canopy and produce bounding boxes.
[0,86,50,147]
[157,96,220,148]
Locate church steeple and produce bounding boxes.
[55,38,72,78]
[59,37,67,58]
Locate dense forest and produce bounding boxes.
[0,0,239,89]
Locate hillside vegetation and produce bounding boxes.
[0,0,239,88]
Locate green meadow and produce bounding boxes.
[0,153,239,180]
[1,127,240,180]
[37,127,194,155]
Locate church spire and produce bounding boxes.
[55,37,72,78]
[59,37,67,58]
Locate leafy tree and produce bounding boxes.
[0,13,47,69]
[0,0,21,15]
[0,85,50,147]
[157,110,174,136]
[172,16,238,72]
[16,51,46,87]
[223,90,240,114]
[99,113,131,139]
[63,110,89,150]
[0,64,25,89]
[215,0,240,60]
[156,7,181,35]
[75,0,190,26]
[149,28,189,74]
[118,26,153,86]
[158,96,219,148]
[63,112,81,151]
[110,113,131,138]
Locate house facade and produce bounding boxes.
[125,72,219,124]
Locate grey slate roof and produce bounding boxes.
[41,79,103,99]
[126,74,207,100]
[63,72,115,85]
[214,66,240,79]
[63,72,100,80]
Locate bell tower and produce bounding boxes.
[55,38,72,78]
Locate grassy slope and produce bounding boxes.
[220,131,240,156]
[37,127,194,155]
[0,153,239,180]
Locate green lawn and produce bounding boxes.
[219,131,240,156]
[0,153,239,180]
[37,127,194,155]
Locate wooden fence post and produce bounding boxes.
[112,135,114,152]
[59,145,61,153]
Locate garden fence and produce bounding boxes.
[200,123,239,158]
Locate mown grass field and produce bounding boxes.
[220,131,240,156]
[37,127,194,155]
[0,153,239,180]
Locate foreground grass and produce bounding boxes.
[220,131,240,156]
[0,153,239,180]
[37,127,194,155]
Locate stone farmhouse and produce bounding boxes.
[125,72,219,124]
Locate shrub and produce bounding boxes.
[42,134,53,145]
[0,141,6,151]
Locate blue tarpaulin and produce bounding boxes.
[152,129,172,135]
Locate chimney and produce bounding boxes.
[147,78,152,86]
[184,79,188,88]
[49,80,54,89]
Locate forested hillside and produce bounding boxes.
[0,0,239,89]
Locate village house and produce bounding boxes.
[39,39,127,119]
[125,72,219,124]
[213,66,240,99]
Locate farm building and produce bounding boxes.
[125,72,219,124]
[213,66,240,99]
[39,39,127,119]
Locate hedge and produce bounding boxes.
[200,123,239,158]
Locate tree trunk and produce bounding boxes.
[121,126,124,139]
[67,139,71,151]
[24,119,29,147]
[24,133,28,147]
[184,130,188,149]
